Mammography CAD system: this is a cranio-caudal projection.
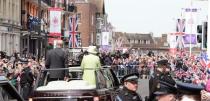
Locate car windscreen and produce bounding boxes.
[34,67,85,90]
[34,67,119,91]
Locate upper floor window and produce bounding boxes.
[77,13,81,23]
[146,40,150,44]
[96,12,100,18]
[135,40,138,44]
[130,39,134,44]
[144,40,146,44]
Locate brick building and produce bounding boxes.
[65,0,105,47]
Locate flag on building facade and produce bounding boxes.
[69,14,80,48]
[101,32,109,46]
[48,8,62,44]
[183,34,197,44]
[183,8,198,45]
[49,8,62,35]
[176,19,185,33]
[200,52,210,68]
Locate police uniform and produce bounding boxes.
[152,80,177,101]
[149,59,175,101]
[153,80,177,95]
[19,60,34,100]
[115,73,142,101]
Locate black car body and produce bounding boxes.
[31,67,120,101]
[0,76,24,101]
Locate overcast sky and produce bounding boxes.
[105,0,208,37]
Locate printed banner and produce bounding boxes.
[101,32,110,46]
[169,34,178,48]
[183,34,197,44]
[49,8,62,34]
[184,8,198,34]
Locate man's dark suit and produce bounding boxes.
[45,48,68,80]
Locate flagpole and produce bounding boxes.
[207,0,210,58]
[189,0,193,57]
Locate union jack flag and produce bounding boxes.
[69,34,80,48]
[200,53,210,68]
[175,19,185,50]
[176,19,185,33]
[69,14,80,48]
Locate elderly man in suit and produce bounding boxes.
[45,40,68,81]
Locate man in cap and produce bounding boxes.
[115,73,142,101]
[19,59,34,100]
[149,59,175,101]
[153,80,177,101]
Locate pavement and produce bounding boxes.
[137,78,150,101]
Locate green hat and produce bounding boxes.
[87,46,98,54]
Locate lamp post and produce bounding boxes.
[37,0,41,61]
[207,0,210,58]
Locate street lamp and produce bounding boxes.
[37,0,41,62]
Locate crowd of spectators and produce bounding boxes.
[0,51,45,94]
[1,48,210,100]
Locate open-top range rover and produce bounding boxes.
[30,67,120,101]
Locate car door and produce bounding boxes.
[0,76,24,101]
[100,68,120,101]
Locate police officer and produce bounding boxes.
[115,73,142,101]
[19,59,34,100]
[153,80,177,101]
[149,59,175,101]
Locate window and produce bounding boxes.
[96,34,100,45]
[130,39,134,44]
[75,0,87,3]
[144,40,146,44]
[3,0,6,17]
[12,3,14,21]
[77,13,81,23]
[135,40,138,44]
[0,0,1,16]
[96,12,100,18]
[96,29,101,33]
[76,32,81,47]
[91,15,94,25]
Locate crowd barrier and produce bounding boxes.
[107,65,151,80]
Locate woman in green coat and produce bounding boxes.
[81,46,101,86]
